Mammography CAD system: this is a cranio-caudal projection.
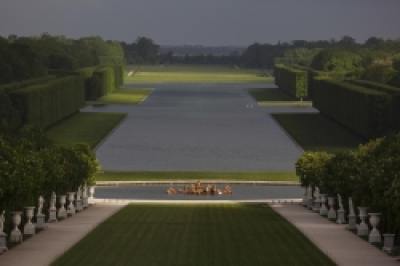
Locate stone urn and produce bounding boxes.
[319,194,328,216]
[356,207,369,237]
[327,197,337,220]
[23,207,36,235]
[382,233,396,254]
[9,211,23,243]
[368,213,381,244]
[67,192,76,216]
[312,187,321,212]
[58,195,67,219]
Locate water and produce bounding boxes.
[95,184,303,201]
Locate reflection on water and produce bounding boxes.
[95,184,303,201]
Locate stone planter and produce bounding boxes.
[23,207,36,235]
[327,197,337,220]
[382,233,396,254]
[356,207,369,237]
[58,195,67,219]
[319,194,328,216]
[368,213,381,244]
[9,211,23,243]
[67,192,76,216]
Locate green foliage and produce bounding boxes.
[10,76,85,128]
[296,152,333,187]
[0,127,98,212]
[274,64,308,99]
[313,79,391,138]
[362,64,396,84]
[392,54,400,71]
[296,134,400,233]
[311,49,363,78]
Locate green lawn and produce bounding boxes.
[248,88,312,107]
[126,64,272,84]
[95,171,298,182]
[96,89,152,105]
[47,112,126,148]
[273,113,365,152]
[52,204,335,266]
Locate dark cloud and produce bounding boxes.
[0,0,399,45]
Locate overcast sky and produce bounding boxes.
[0,0,399,46]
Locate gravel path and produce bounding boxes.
[84,83,316,171]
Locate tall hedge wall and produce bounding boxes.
[85,66,116,101]
[274,64,308,99]
[346,80,400,132]
[75,64,124,101]
[10,76,85,128]
[313,79,391,138]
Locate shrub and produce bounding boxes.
[296,152,333,188]
[296,134,400,234]
[0,127,98,213]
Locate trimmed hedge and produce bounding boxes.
[313,79,391,138]
[274,64,308,99]
[346,80,400,132]
[86,66,116,100]
[10,76,85,128]
[75,65,124,101]
[0,76,56,93]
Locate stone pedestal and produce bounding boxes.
[336,209,346,224]
[48,207,57,222]
[347,214,357,230]
[67,192,76,216]
[36,214,46,230]
[10,211,23,243]
[327,197,337,220]
[23,207,36,236]
[0,232,7,254]
[383,234,395,253]
[76,199,83,212]
[319,194,328,216]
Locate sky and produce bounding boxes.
[0,0,399,46]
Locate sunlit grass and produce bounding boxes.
[126,64,272,84]
[95,171,298,182]
[47,112,126,148]
[52,204,335,266]
[97,89,152,105]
